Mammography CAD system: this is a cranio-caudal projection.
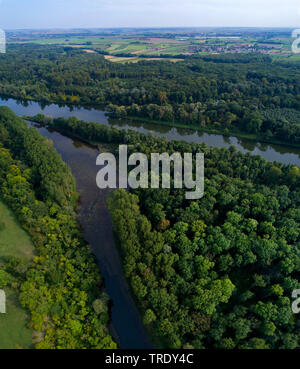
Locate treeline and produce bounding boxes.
[32,114,300,187]
[106,100,300,144]
[0,107,116,349]
[32,115,300,349]
[1,45,300,144]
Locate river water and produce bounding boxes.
[0,97,299,166]
[1,97,299,349]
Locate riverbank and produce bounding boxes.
[25,122,154,348]
[127,115,300,149]
[1,97,299,166]
[2,93,299,149]
[27,121,158,348]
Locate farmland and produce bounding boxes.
[5,28,296,63]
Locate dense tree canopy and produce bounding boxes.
[44,115,300,349]
[0,107,116,349]
[1,45,300,144]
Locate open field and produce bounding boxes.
[0,289,33,349]
[0,200,34,260]
[104,55,183,63]
[104,55,140,63]
[7,28,295,62]
[0,200,34,349]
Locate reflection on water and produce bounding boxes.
[1,97,299,166]
[108,118,300,166]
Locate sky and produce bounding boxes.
[1,0,300,29]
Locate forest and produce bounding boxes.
[30,114,300,349]
[0,45,300,145]
[0,107,116,349]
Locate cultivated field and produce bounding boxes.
[6,29,295,62]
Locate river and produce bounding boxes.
[24,125,154,349]
[1,97,299,349]
[0,97,299,166]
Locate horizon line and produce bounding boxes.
[4,26,299,31]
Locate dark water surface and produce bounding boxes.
[30,126,153,349]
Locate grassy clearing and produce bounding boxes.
[104,55,139,63]
[0,289,33,349]
[104,55,184,63]
[0,200,34,349]
[0,201,34,261]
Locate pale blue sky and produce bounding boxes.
[1,0,300,29]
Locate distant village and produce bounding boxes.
[188,42,289,55]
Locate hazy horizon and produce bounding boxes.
[0,0,300,29]
[3,26,297,31]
